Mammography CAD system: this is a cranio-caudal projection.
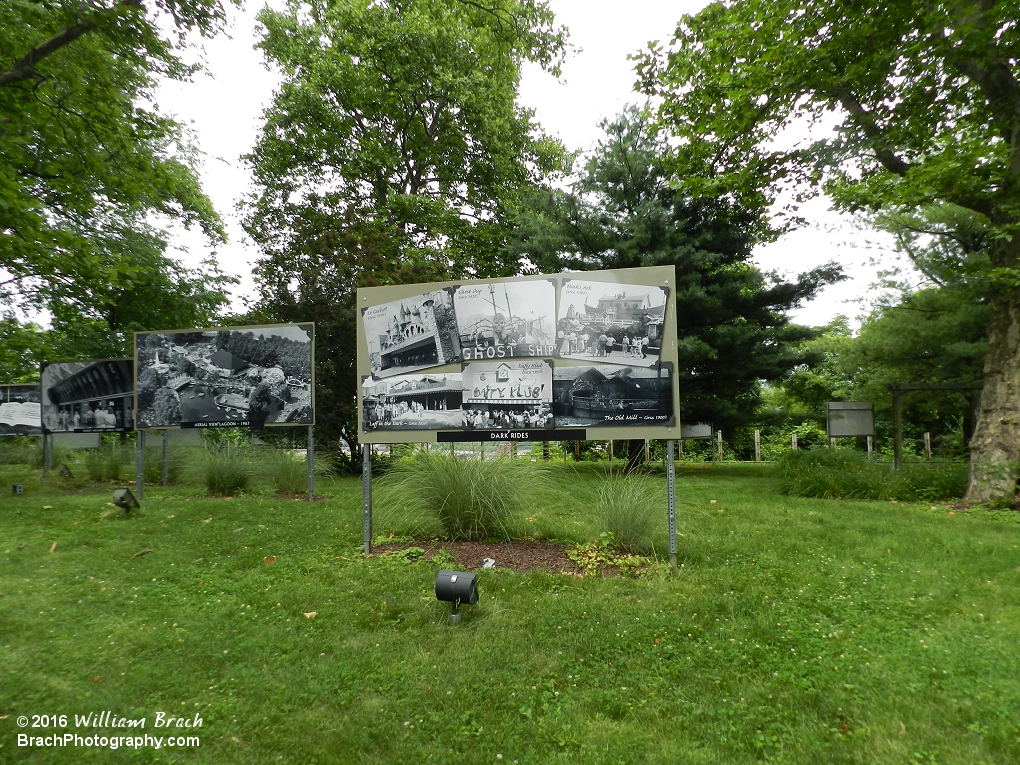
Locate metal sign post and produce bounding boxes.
[162,430,169,486]
[42,434,49,481]
[362,443,372,555]
[135,430,144,500]
[667,439,676,574]
[307,425,315,501]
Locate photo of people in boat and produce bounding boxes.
[454,280,557,360]
[556,279,667,368]
[135,325,313,429]
[362,373,465,431]
[0,385,42,435]
[552,363,674,427]
[363,289,461,379]
[41,359,134,433]
[461,360,553,430]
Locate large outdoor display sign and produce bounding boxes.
[357,266,681,442]
[0,385,42,435]
[133,324,314,429]
[41,359,135,433]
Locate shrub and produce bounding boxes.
[188,447,252,496]
[773,448,967,501]
[258,449,335,495]
[381,452,537,541]
[592,475,660,554]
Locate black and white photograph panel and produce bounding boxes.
[362,373,465,431]
[555,279,668,368]
[362,289,461,378]
[454,280,557,360]
[135,325,314,429]
[0,385,42,435]
[553,363,674,428]
[461,360,554,430]
[41,359,134,433]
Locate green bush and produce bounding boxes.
[773,448,967,501]
[592,476,659,554]
[381,452,538,541]
[188,447,252,496]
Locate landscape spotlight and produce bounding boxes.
[112,487,140,512]
[435,569,478,624]
[12,484,24,495]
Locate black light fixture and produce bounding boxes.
[112,487,140,512]
[435,569,478,624]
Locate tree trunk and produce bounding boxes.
[964,278,1020,505]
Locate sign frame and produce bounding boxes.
[357,266,681,443]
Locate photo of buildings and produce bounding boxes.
[0,385,41,435]
[134,325,313,429]
[454,280,557,360]
[461,360,553,430]
[362,289,461,378]
[556,279,668,368]
[41,359,134,433]
[552,363,674,427]
[362,373,464,431]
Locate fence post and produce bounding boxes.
[754,429,761,462]
[716,430,723,462]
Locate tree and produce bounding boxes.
[1,0,234,327]
[636,0,1020,503]
[244,0,569,463]
[509,107,844,432]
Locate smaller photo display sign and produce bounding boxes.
[454,280,557,360]
[135,324,314,429]
[0,385,42,435]
[362,289,461,378]
[553,363,674,427]
[362,373,465,431]
[41,359,134,433]
[461,360,554,430]
[556,279,667,368]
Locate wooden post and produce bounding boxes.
[644,440,650,463]
[677,438,684,460]
[574,440,580,461]
[924,431,932,459]
[754,429,761,462]
[542,440,550,460]
[867,435,873,457]
[792,433,798,451]
[608,439,613,465]
[716,430,723,462]
[829,437,836,450]
[162,430,169,486]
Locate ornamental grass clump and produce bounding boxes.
[259,449,335,495]
[188,447,252,496]
[593,475,660,554]
[381,452,537,541]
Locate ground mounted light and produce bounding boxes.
[435,569,479,624]
[12,484,23,495]
[112,487,140,512]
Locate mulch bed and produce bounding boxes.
[372,539,582,575]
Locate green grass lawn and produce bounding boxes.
[2,462,1020,764]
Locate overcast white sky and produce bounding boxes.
[156,0,898,327]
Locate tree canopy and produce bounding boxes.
[0,0,234,345]
[508,107,844,430]
[636,0,1020,504]
[244,0,569,461]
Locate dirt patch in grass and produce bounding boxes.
[373,539,582,574]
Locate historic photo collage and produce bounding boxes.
[361,278,675,432]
